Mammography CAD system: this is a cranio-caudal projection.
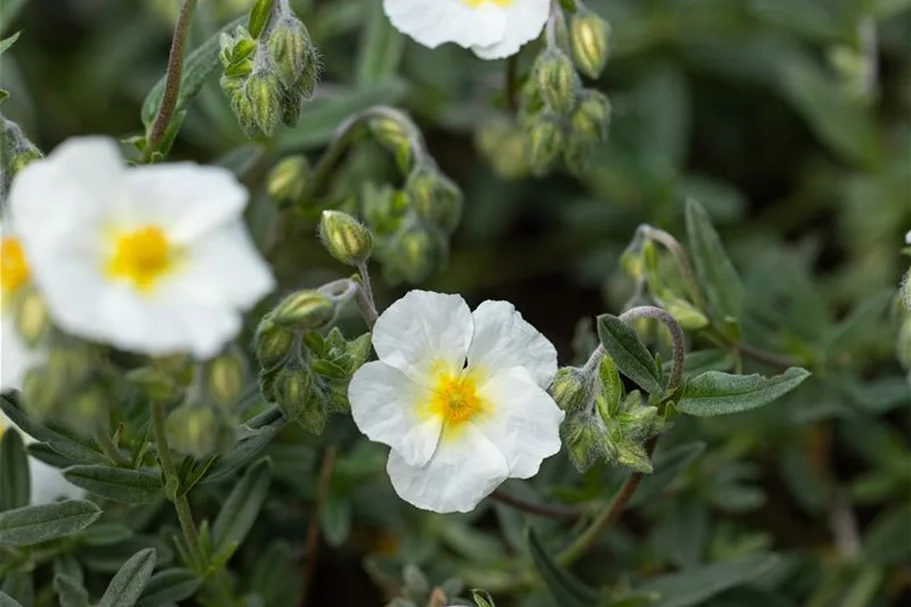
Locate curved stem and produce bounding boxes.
[143,0,199,162]
[638,225,708,314]
[619,305,686,394]
[489,489,587,521]
[355,261,379,329]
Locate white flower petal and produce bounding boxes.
[471,0,549,60]
[1,314,42,392]
[372,290,474,384]
[125,163,248,244]
[384,0,505,50]
[476,367,564,479]
[349,361,442,467]
[29,458,85,504]
[467,300,557,387]
[386,423,509,513]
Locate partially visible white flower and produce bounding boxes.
[905,229,910,245]
[0,411,85,504]
[9,137,275,359]
[1,217,44,392]
[383,0,550,60]
[349,290,564,513]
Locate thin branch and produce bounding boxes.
[489,488,587,521]
[619,306,686,393]
[734,341,800,370]
[355,263,379,329]
[142,0,199,162]
[300,446,337,607]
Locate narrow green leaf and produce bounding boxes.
[212,457,272,560]
[202,408,286,484]
[676,367,811,416]
[596,314,663,395]
[356,0,405,85]
[527,528,601,607]
[26,442,81,469]
[0,31,20,56]
[53,574,90,607]
[141,17,244,127]
[0,499,101,547]
[0,591,24,607]
[136,568,201,607]
[0,573,31,606]
[64,466,163,504]
[0,0,28,37]
[638,553,780,607]
[248,0,273,38]
[628,442,706,507]
[685,199,745,324]
[79,522,134,546]
[0,429,30,511]
[0,395,105,464]
[98,548,157,607]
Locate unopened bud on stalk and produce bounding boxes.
[368,113,413,170]
[532,47,580,115]
[550,367,587,412]
[275,362,313,419]
[319,210,374,266]
[268,15,317,89]
[272,290,335,330]
[525,113,565,175]
[298,383,328,434]
[254,317,296,370]
[563,416,604,472]
[570,89,611,142]
[207,349,247,406]
[65,383,109,437]
[13,288,49,347]
[246,70,282,137]
[569,7,610,79]
[405,165,463,234]
[475,119,529,181]
[384,227,444,284]
[267,155,310,205]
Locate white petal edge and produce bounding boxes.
[383,0,506,50]
[349,360,442,467]
[29,457,85,504]
[471,0,550,60]
[467,300,557,388]
[386,423,509,513]
[475,367,565,479]
[372,290,474,385]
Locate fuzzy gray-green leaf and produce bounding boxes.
[0,500,101,547]
[98,548,157,607]
[0,429,30,511]
[597,314,663,395]
[676,367,811,417]
[212,457,272,560]
[63,466,163,504]
[685,198,745,324]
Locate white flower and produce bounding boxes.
[383,0,550,60]
[0,411,85,504]
[1,217,43,392]
[9,137,275,359]
[349,290,564,513]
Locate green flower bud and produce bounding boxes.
[562,136,595,177]
[13,288,49,347]
[550,367,587,412]
[475,118,530,181]
[267,155,310,206]
[259,366,280,402]
[245,70,282,137]
[570,90,611,142]
[563,415,605,473]
[319,210,374,266]
[225,83,260,138]
[525,113,565,176]
[166,405,236,458]
[383,227,445,285]
[368,112,413,170]
[297,383,328,434]
[275,363,313,420]
[405,165,463,234]
[532,47,580,115]
[272,290,335,330]
[665,298,709,330]
[254,317,295,370]
[569,7,610,79]
[595,355,622,421]
[614,439,653,473]
[126,367,181,402]
[207,350,248,407]
[267,16,316,89]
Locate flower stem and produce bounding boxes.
[95,430,130,467]
[300,446,337,607]
[355,261,379,328]
[142,0,199,162]
[489,488,587,521]
[619,306,685,394]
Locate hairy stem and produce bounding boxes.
[355,262,379,329]
[142,0,199,162]
[619,305,686,394]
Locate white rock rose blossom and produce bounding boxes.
[349,290,564,513]
[0,411,85,504]
[8,137,276,359]
[0,217,44,392]
[383,0,550,60]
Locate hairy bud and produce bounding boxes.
[570,89,611,142]
[569,7,611,79]
[405,165,463,234]
[383,227,444,285]
[246,70,282,137]
[275,362,313,419]
[475,119,530,181]
[319,210,374,266]
[272,290,336,330]
[267,16,316,89]
[267,155,310,206]
[563,415,605,473]
[207,350,247,407]
[368,113,413,170]
[550,367,587,412]
[254,317,296,370]
[525,113,565,176]
[532,47,580,115]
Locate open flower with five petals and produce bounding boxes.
[349,290,564,513]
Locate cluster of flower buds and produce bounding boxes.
[254,283,371,433]
[0,114,43,199]
[518,4,611,176]
[219,0,320,138]
[552,354,667,473]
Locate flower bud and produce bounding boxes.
[207,350,248,407]
[405,166,463,234]
[225,82,260,138]
[383,227,445,285]
[254,317,296,370]
[525,113,565,176]
[475,119,530,181]
[319,210,374,266]
[563,415,605,473]
[665,298,709,330]
[562,136,595,177]
[569,7,610,79]
[532,47,580,115]
[297,383,328,435]
[570,90,611,143]
[166,405,236,458]
[246,70,282,137]
[267,155,310,206]
[126,367,181,402]
[267,16,317,89]
[220,26,257,77]
[13,288,49,347]
[595,355,622,421]
[259,367,280,402]
[275,362,313,419]
[549,367,587,412]
[368,113,413,171]
[272,290,335,330]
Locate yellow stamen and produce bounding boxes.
[106,225,178,293]
[426,370,487,438]
[1,236,30,296]
[462,0,514,7]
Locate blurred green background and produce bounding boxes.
[1,1,909,606]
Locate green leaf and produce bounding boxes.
[0,573,31,606]
[98,548,157,607]
[79,522,134,546]
[0,1,27,37]
[0,592,24,607]
[356,0,405,86]
[63,466,163,504]
[248,0,273,38]
[0,429,30,511]
[676,367,811,416]
[53,574,90,607]
[821,290,892,354]
[202,406,286,484]
[211,457,272,561]
[0,499,101,547]
[528,528,602,607]
[140,17,244,127]
[277,79,408,151]
[638,553,780,607]
[249,540,302,607]
[136,568,201,607]
[596,314,663,395]
[0,31,20,56]
[0,395,105,464]
[685,199,745,324]
[628,442,706,507]
[26,442,81,469]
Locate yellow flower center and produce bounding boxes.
[106,225,178,293]
[428,371,486,433]
[1,236,30,297]
[462,0,514,6]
